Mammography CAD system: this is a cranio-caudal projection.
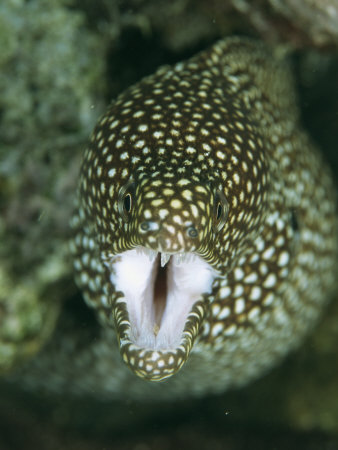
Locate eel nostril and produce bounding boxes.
[140,221,151,231]
[186,226,198,239]
[140,221,159,232]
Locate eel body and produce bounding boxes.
[35,37,338,398]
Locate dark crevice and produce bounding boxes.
[153,256,168,331]
[290,209,299,233]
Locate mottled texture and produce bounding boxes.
[16,37,337,401]
[61,36,338,398]
[0,0,106,373]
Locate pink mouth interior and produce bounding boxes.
[109,248,215,349]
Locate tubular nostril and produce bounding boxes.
[140,221,150,231]
[186,226,198,239]
[139,221,159,232]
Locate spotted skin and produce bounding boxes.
[28,37,337,398]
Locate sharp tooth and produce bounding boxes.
[173,253,181,266]
[148,249,157,262]
[172,253,195,266]
[160,252,171,267]
[187,253,193,263]
[136,246,157,262]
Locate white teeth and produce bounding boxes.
[173,253,194,266]
[134,248,194,267]
[136,246,157,262]
[134,247,197,266]
[147,249,157,262]
[160,253,171,267]
[174,253,184,266]
[111,246,215,350]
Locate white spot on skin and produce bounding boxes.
[182,190,193,201]
[248,307,260,321]
[278,251,290,266]
[234,268,244,280]
[234,285,244,297]
[259,263,268,276]
[235,298,245,314]
[121,125,130,133]
[138,124,148,132]
[159,209,169,219]
[262,247,275,260]
[171,199,182,209]
[153,130,164,139]
[218,307,231,319]
[263,273,277,288]
[219,286,232,298]
[152,199,164,207]
[224,325,236,336]
[173,215,183,225]
[133,110,145,118]
[80,272,89,284]
[212,323,224,337]
[217,136,227,145]
[185,134,196,142]
[233,172,240,185]
[186,146,196,154]
[244,272,258,283]
[135,140,145,148]
[190,204,199,218]
[250,286,262,301]
[177,179,190,186]
[110,119,119,129]
[263,293,274,306]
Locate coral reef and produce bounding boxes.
[0,0,106,372]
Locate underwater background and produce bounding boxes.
[0,0,338,448]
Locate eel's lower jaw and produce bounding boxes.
[109,247,215,381]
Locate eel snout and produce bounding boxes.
[109,247,215,380]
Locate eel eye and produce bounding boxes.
[124,193,132,213]
[213,190,228,232]
[118,181,135,221]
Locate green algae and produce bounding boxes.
[0,0,107,372]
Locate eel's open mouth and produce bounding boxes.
[109,247,215,380]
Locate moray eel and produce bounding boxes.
[69,37,337,394]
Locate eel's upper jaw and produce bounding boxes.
[108,247,215,381]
